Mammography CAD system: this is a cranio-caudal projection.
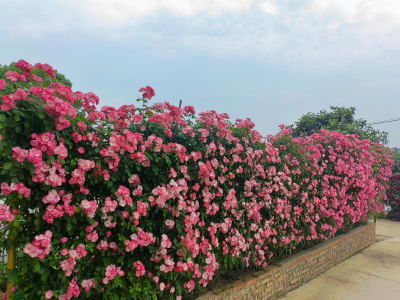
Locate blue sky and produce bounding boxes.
[1,0,400,146]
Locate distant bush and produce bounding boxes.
[0,60,393,300]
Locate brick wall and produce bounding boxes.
[196,222,376,300]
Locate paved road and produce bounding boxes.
[279,220,400,300]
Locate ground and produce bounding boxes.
[280,219,400,300]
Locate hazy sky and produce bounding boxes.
[1,0,400,146]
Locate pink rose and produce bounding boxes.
[160,282,165,291]
[0,79,6,91]
[45,290,53,299]
[165,219,175,229]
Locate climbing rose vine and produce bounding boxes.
[0,60,393,299]
[385,158,400,220]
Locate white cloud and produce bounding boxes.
[258,1,279,15]
[65,0,256,21]
[2,0,400,70]
[310,0,400,34]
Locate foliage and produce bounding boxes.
[0,60,393,300]
[289,106,389,144]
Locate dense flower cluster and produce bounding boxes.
[23,230,53,260]
[0,204,15,223]
[139,85,155,100]
[0,60,393,300]
[1,182,31,198]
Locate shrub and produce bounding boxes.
[0,60,393,300]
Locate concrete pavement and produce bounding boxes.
[279,220,400,300]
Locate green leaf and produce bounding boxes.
[34,262,40,272]
[38,112,45,119]
[3,162,12,170]
[0,114,6,122]
[6,270,15,283]
[21,265,28,274]
[13,219,19,227]
[66,223,72,231]
[14,115,21,122]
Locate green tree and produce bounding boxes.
[0,62,72,88]
[289,106,389,144]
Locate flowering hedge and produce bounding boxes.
[0,60,393,300]
[385,158,400,220]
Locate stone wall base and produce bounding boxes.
[197,222,376,300]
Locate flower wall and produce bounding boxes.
[0,60,393,300]
[385,159,400,220]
